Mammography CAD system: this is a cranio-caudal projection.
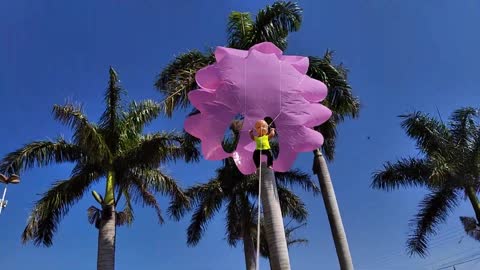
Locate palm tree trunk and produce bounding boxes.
[312,149,354,270]
[243,229,257,270]
[97,204,116,270]
[259,162,291,270]
[466,186,480,223]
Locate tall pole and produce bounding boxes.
[0,184,7,215]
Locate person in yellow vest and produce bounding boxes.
[249,119,275,170]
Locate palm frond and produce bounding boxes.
[131,168,188,208]
[100,67,123,154]
[168,180,222,221]
[22,164,101,246]
[406,187,459,257]
[225,195,243,246]
[227,11,254,49]
[0,139,83,174]
[87,206,102,229]
[276,185,308,222]
[186,181,224,246]
[315,116,337,160]
[116,206,134,227]
[122,100,161,134]
[371,158,433,191]
[449,107,478,149]
[52,103,109,159]
[285,222,308,246]
[275,169,319,195]
[460,216,480,241]
[129,176,164,224]
[114,188,135,227]
[252,1,302,50]
[118,131,198,169]
[400,111,451,158]
[154,51,215,117]
[180,130,201,163]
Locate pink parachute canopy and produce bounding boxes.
[184,42,332,175]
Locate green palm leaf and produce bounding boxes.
[406,187,459,257]
[372,158,433,191]
[52,103,109,160]
[0,139,83,173]
[122,100,161,133]
[251,1,302,50]
[400,111,451,158]
[22,164,102,246]
[227,12,254,49]
[155,51,215,117]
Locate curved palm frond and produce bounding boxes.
[400,111,451,158]
[449,107,479,149]
[52,103,109,159]
[316,116,338,160]
[118,131,199,169]
[186,181,224,246]
[87,206,102,228]
[181,130,201,163]
[371,158,433,191]
[276,185,308,222]
[168,180,222,221]
[122,100,161,133]
[285,222,309,247]
[252,1,302,50]
[406,187,459,257]
[129,176,164,224]
[0,139,83,174]
[116,202,134,227]
[131,168,188,206]
[155,51,215,117]
[22,164,101,246]
[275,169,319,195]
[225,195,244,246]
[227,11,254,49]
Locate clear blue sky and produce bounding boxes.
[1,1,480,269]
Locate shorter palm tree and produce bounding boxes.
[169,153,318,270]
[371,107,480,257]
[0,67,198,270]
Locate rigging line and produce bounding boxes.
[256,150,262,270]
[244,59,247,117]
[267,59,284,128]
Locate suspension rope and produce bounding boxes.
[256,149,262,270]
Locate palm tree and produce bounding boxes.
[0,67,198,270]
[155,2,359,269]
[371,107,480,257]
[169,154,318,270]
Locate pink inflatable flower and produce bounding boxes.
[184,42,332,175]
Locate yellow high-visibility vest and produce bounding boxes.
[255,135,270,150]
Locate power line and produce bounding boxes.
[436,255,480,270]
